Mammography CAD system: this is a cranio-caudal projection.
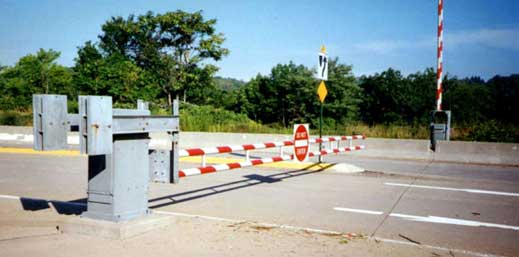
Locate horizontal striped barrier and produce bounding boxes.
[179,155,293,177]
[310,135,366,143]
[179,145,365,177]
[179,140,294,157]
[308,145,365,157]
[179,135,365,157]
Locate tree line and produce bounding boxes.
[0,10,518,140]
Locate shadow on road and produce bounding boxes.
[148,162,336,209]
[14,162,335,216]
[19,197,86,215]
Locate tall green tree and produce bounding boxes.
[359,68,437,124]
[236,59,359,128]
[443,77,495,124]
[487,75,519,124]
[76,10,229,106]
[0,49,73,109]
[359,68,408,124]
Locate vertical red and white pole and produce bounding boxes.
[436,0,444,111]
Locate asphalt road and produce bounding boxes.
[0,150,518,257]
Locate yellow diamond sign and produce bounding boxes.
[317,80,328,103]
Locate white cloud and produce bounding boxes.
[353,28,519,54]
[447,28,519,50]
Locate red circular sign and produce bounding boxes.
[294,124,309,162]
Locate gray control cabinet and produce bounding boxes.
[430,110,451,151]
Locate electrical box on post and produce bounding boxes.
[430,110,451,151]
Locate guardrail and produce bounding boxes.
[178,135,366,177]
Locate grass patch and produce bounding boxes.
[0,110,32,126]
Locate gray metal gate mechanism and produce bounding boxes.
[33,94,179,222]
[429,110,451,151]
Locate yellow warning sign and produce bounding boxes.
[317,80,328,103]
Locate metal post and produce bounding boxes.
[446,110,451,141]
[319,102,323,163]
[170,99,180,184]
[246,150,250,162]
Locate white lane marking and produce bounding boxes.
[390,213,519,231]
[334,207,519,231]
[0,194,21,200]
[385,182,519,197]
[0,194,86,207]
[0,195,508,257]
[334,207,383,215]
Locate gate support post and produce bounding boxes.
[83,134,151,222]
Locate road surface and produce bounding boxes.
[0,148,518,257]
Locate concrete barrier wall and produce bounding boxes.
[1,126,518,166]
[435,140,519,166]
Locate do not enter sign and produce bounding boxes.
[293,124,310,162]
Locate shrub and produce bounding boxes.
[0,111,32,126]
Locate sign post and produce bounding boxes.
[316,45,328,162]
[293,124,310,162]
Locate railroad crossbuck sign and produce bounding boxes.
[293,124,310,162]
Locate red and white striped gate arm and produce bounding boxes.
[179,155,293,177]
[436,0,444,111]
[310,135,365,143]
[179,135,365,157]
[178,145,366,178]
[179,140,294,157]
[308,145,366,157]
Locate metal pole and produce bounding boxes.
[319,102,323,163]
[436,0,444,111]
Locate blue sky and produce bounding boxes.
[1,0,518,81]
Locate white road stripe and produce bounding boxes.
[0,194,86,206]
[384,182,519,197]
[334,207,383,215]
[334,207,519,231]
[390,213,519,231]
[0,194,21,200]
